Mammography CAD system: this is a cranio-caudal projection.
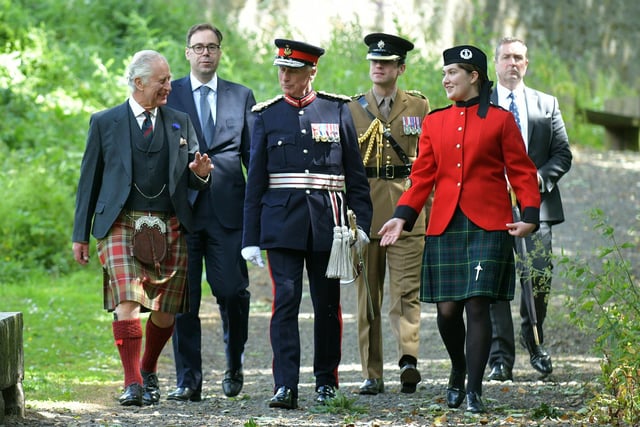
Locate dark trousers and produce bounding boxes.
[172,216,250,390]
[489,222,553,368]
[267,248,342,396]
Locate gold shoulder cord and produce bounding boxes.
[358,117,384,168]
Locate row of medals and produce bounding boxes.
[310,116,421,143]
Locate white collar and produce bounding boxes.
[128,98,157,117]
[498,83,524,100]
[190,73,218,93]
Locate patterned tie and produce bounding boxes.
[508,92,522,131]
[199,85,215,149]
[141,110,153,141]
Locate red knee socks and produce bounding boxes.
[140,318,174,374]
[112,318,143,387]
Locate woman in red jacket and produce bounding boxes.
[379,45,540,413]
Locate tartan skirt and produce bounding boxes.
[420,208,515,303]
[96,210,189,313]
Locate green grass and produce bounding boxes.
[1,267,121,402]
[1,263,267,404]
[308,390,367,415]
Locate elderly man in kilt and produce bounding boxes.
[72,50,212,407]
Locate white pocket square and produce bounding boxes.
[179,138,187,146]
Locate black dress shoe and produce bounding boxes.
[315,385,336,405]
[520,336,553,375]
[446,368,466,408]
[119,383,143,406]
[167,386,202,402]
[488,363,513,381]
[269,386,297,409]
[222,369,244,397]
[358,378,384,395]
[399,363,421,393]
[466,391,486,413]
[141,370,160,405]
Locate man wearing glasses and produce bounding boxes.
[166,23,256,402]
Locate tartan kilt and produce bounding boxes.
[96,210,189,313]
[420,208,515,303]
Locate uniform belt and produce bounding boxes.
[268,172,345,190]
[365,165,411,180]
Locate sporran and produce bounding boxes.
[131,215,167,271]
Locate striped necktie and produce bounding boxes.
[508,92,522,130]
[141,110,153,141]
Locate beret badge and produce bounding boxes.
[460,48,473,60]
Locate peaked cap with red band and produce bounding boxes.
[273,38,325,68]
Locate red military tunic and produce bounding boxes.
[396,102,540,234]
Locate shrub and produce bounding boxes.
[0,0,632,280]
[0,147,78,281]
[559,208,640,425]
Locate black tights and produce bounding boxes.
[436,297,491,394]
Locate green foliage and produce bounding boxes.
[0,0,631,288]
[309,390,367,415]
[0,269,122,401]
[244,418,258,427]
[0,147,79,281]
[530,402,564,419]
[559,209,640,425]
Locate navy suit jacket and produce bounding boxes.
[72,102,207,242]
[491,87,572,224]
[167,76,256,230]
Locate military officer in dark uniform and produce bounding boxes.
[242,39,372,409]
[348,33,430,395]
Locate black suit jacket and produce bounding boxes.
[167,76,256,230]
[72,101,208,242]
[491,87,572,224]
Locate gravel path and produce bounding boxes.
[8,146,640,426]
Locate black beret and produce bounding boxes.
[364,33,414,61]
[442,45,488,78]
[273,39,325,68]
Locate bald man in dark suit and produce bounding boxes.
[488,37,572,382]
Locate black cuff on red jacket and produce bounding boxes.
[521,206,540,232]
[393,205,419,231]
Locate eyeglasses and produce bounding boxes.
[188,44,221,54]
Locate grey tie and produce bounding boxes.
[199,85,215,149]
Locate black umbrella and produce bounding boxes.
[510,190,541,346]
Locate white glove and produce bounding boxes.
[353,227,370,251]
[241,246,264,267]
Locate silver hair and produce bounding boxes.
[126,50,168,94]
